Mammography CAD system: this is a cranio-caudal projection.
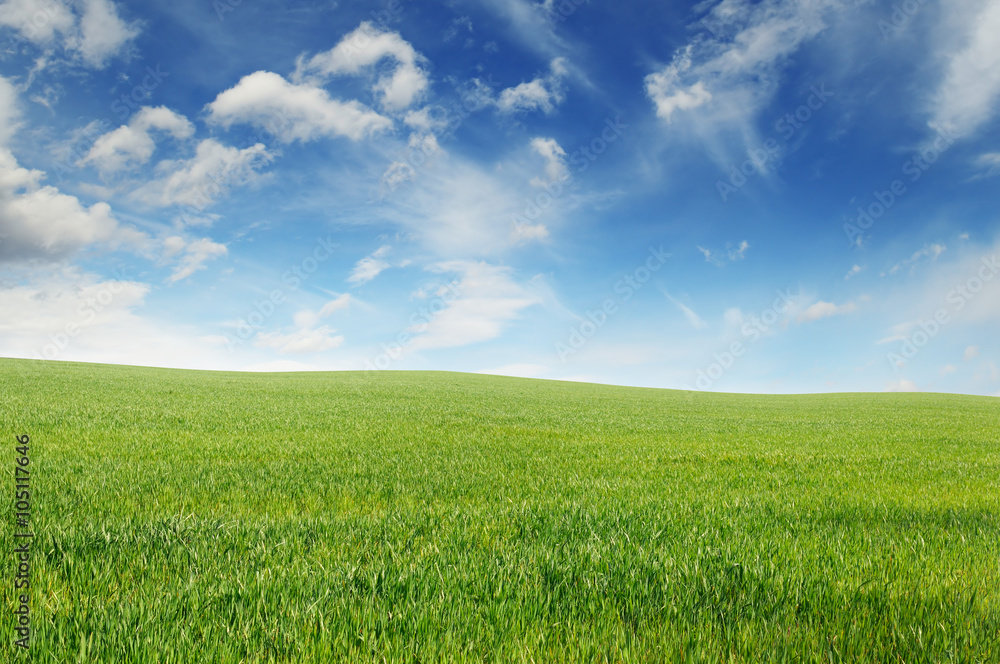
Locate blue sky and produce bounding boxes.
[1,0,998,395]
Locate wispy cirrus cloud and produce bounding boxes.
[645,0,850,134]
[927,0,1000,140]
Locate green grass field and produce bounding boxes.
[1,358,998,662]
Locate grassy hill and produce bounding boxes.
[1,358,998,662]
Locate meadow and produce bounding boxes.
[1,357,998,662]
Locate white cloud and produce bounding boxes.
[251,293,351,354]
[207,71,392,143]
[698,241,748,266]
[845,264,864,280]
[0,268,244,370]
[68,0,141,68]
[973,152,1000,179]
[83,106,193,174]
[888,243,946,275]
[403,106,449,133]
[348,245,392,285]
[529,137,568,185]
[885,378,919,392]
[479,363,548,378]
[0,268,148,357]
[797,300,857,323]
[928,0,1000,139]
[318,293,352,317]
[478,0,566,61]
[0,77,145,261]
[511,221,549,244]
[132,138,272,209]
[380,151,557,255]
[645,47,713,123]
[294,22,429,111]
[696,245,724,266]
[0,0,75,44]
[378,133,442,192]
[728,240,749,261]
[166,237,227,283]
[0,0,139,69]
[661,288,708,330]
[0,147,145,262]
[645,0,846,129]
[497,57,567,115]
[964,345,980,361]
[940,364,956,376]
[0,75,21,147]
[406,261,542,350]
[253,325,344,354]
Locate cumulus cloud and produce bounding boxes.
[403,106,450,133]
[497,57,567,115]
[69,0,141,68]
[0,75,145,262]
[207,70,392,143]
[294,21,431,112]
[132,138,272,209]
[0,0,76,43]
[964,345,979,361]
[0,147,145,262]
[928,0,1000,140]
[0,0,139,68]
[83,106,193,174]
[845,264,864,280]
